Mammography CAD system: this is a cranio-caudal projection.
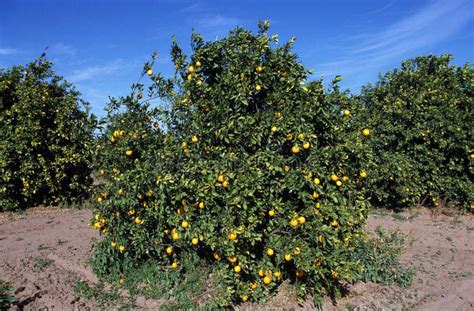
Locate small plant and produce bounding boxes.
[353,227,413,287]
[32,257,51,272]
[0,279,15,310]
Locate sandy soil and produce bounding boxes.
[0,207,473,310]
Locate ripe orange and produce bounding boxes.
[188,65,194,73]
[362,129,370,136]
[191,135,199,143]
[360,171,367,178]
[191,238,199,245]
[331,174,339,182]
[298,216,306,225]
[263,276,271,285]
[217,174,225,183]
[296,269,304,278]
[268,209,275,217]
[166,246,173,255]
[314,178,320,185]
[228,233,237,240]
[255,84,261,91]
[284,253,292,261]
[266,248,274,256]
[234,265,241,273]
[291,145,300,154]
[195,61,202,67]
[290,218,298,228]
[343,109,350,116]
[147,69,153,76]
[294,246,301,256]
[171,262,178,269]
[181,221,189,229]
[303,142,310,149]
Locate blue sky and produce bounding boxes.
[1,0,473,117]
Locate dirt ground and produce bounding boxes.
[0,207,473,310]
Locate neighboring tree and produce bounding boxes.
[354,54,473,210]
[0,54,96,210]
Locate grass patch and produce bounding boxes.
[353,227,414,287]
[83,250,225,310]
[0,279,15,310]
[73,278,132,309]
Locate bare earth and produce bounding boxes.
[0,207,473,310]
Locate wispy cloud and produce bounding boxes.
[49,43,77,57]
[197,15,244,29]
[316,0,473,86]
[364,0,398,16]
[69,59,126,82]
[0,48,19,55]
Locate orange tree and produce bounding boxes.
[354,54,473,210]
[92,22,374,304]
[0,55,96,211]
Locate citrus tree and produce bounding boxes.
[92,22,373,305]
[0,54,96,210]
[354,54,473,210]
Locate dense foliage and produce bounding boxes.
[0,55,96,210]
[92,23,374,304]
[354,54,473,210]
